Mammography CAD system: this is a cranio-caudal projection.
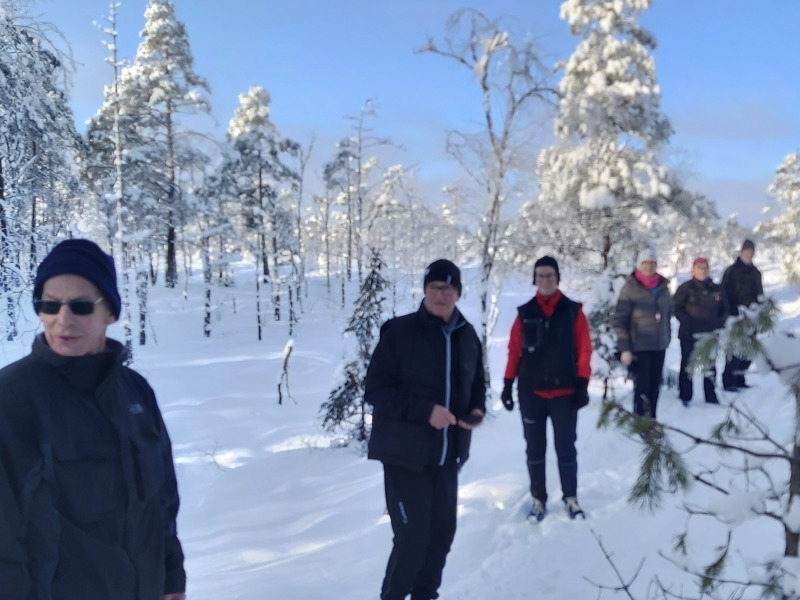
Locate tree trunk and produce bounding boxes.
[346,187,353,281]
[478,187,501,385]
[324,194,331,292]
[149,253,158,286]
[202,237,212,338]
[116,239,133,359]
[29,195,36,274]
[0,157,15,342]
[165,209,177,287]
[787,439,800,557]
[218,236,225,281]
[254,258,263,341]
[0,157,6,304]
[0,157,5,272]
[164,101,178,288]
[137,255,149,346]
[288,284,295,337]
[260,233,269,280]
[271,235,280,322]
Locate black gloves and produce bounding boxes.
[501,378,515,411]
[502,378,589,410]
[574,377,590,409]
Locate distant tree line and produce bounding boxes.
[0,0,794,357]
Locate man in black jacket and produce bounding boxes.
[674,257,730,405]
[721,239,764,390]
[0,239,186,600]
[365,259,486,600]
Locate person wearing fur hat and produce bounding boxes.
[673,257,730,406]
[613,246,673,419]
[501,255,593,523]
[365,258,486,600]
[0,239,186,600]
[721,239,764,390]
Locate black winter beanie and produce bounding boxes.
[424,259,462,294]
[533,255,560,284]
[33,239,121,318]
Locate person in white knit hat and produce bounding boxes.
[613,246,673,418]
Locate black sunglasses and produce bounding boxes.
[34,297,105,316]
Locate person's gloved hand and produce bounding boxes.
[574,377,590,409]
[620,350,633,367]
[501,378,515,411]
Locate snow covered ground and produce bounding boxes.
[2,262,797,599]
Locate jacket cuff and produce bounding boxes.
[163,566,186,595]
[163,536,186,593]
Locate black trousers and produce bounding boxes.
[381,461,458,600]
[518,391,578,503]
[722,355,751,388]
[630,350,666,418]
[679,336,717,404]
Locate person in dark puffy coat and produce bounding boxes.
[0,239,186,600]
[673,257,730,406]
[365,259,486,600]
[613,246,672,419]
[721,239,764,390]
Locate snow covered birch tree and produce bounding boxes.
[84,3,136,356]
[420,9,555,373]
[763,152,800,287]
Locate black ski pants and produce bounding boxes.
[679,336,718,404]
[722,355,751,389]
[630,349,666,418]
[518,391,578,503]
[380,461,458,600]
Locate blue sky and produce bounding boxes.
[34,0,800,227]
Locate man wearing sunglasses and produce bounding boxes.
[0,239,186,600]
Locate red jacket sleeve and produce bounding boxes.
[504,316,522,380]
[575,308,592,380]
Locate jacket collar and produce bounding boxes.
[417,300,466,330]
[32,334,126,391]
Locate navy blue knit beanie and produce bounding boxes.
[33,239,121,318]
[424,259,462,294]
[533,255,560,284]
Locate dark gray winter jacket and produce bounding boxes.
[673,278,730,340]
[364,302,486,471]
[613,273,672,353]
[721,258,763,316]
[0,335,185,600]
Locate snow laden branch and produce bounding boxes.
[598,297,800,598]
